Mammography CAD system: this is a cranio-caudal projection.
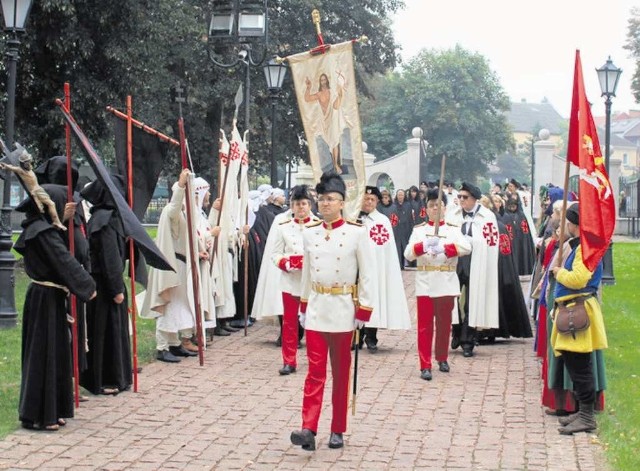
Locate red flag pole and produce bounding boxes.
[179,118,205,365]
[64,83,80,408]
[126,96,139,392]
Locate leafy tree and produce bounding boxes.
[0,0,403,191]
[360,45,514,182]
[625,6,640,103]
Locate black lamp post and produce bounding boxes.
[206,0,268,133]
[263,57,287,187]
[0,0,32,329]
[596,56,622,285]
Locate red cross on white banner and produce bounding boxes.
[369,223,390,246]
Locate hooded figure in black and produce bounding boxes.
[14,184,96,431]
[391,189,413,270]
[479,195,533,341]
[35,156,92,373]
[500,192,536,276]
[79,175,132,395]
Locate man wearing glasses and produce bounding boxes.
[290,171,375,451]
[451,182,499,357]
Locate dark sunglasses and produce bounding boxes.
[458,194,471,200]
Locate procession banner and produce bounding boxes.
[288,41,365,219]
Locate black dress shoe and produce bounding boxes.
[229,318,254,328]
[290,428,316,451]
[156,350,181,363]
[221,323,239,333]
[328,432,344,449]
[451,336,460,350]
[213,326,231,337]
[438,361,450,373]
[462,348,474,358]
[279,364,296,375]
[365,339,378,353]
[169,345,198,357]
[420,369,432,381]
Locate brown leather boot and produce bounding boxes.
[558,402,596,435]
[181,338,199,352]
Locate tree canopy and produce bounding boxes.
[0,0,403,190]
[625,6,640,103]
[360,45,514,183]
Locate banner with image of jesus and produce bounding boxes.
[288,41,365,220]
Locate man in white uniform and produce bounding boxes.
[405,189,471,380]
[357,186,410,352]
[271,185,319,375]
[290,172,375,451]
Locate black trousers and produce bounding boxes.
[561,350,595,403]
[452,274,476,350]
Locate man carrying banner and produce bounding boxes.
[290,171,374,451]
[357,186,411,352]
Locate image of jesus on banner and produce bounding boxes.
[303,70,353,175]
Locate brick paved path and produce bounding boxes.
[0,273,605,470]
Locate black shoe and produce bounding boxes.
[156,350,181,363]
[221,323,239,333]
[462,348,474,358]
[328,432,344,449]
[275,335,282,347]
[438,361,450,373]
[365,339,378,353]
[213,326,230,337]
[229,318,254,329]
[451,337,460,350]
[290,428,316,451]
[169,346,198,357]
[420,369,432,381]
[279,364,297,375]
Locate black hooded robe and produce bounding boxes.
[15,191,96,428]
[501,208,536,276]
[80,180,132,394]
[390,200,413,269]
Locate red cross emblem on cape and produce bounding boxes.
[520,219,529,234]
[390,213,399,227]
[482,222,498,247]
[505,224,514,240]
[419,207,426,219]
[499,233,511,255]
[369,223,390,246]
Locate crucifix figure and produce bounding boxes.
[0,148,66,231]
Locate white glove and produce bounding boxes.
[298,313,306,328]
[284,260,292,272]
[424,236,439,247]
[430,241,445,255]
[354,319,366,330]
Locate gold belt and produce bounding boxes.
[32,280,70,294]
[311,283,356,295]
[417,265,456,272]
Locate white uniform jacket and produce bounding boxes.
[300,218,375,333]
[404,221,472,298]
[271,215,320,297]
[360,210,411,329]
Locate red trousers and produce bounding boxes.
[417,295,454,370]
[302,330,352,434]
[281,292,300,368]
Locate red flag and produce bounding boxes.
[566,50,616,271]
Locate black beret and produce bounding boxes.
[509,178,522,189]
[365,185,382,200]
[290,184,313,201]
[316,171,346,198]
[566,203,579,225]
[426,188,447,206]
[459,182,481,200]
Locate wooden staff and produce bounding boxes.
[433,154,447,236]
[64,83,80,408]
[556,156,572,265]
[106,106,180,147]
[178,118,205,365]
[210,133,232,276]
[126,96,139,391]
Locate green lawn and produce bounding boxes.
[598,242,640,471]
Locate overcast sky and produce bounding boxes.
[392,0,638,118]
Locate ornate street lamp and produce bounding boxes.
[0,0,33,329]
[263,57,287,187]
[206,1,268,132]
[596,56,622,285]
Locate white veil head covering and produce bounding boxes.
[193,177,210,209]
[270,188,285,199]
[248,190,262,214]
[258,184,273,204]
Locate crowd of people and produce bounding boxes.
[14,158,607,445]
